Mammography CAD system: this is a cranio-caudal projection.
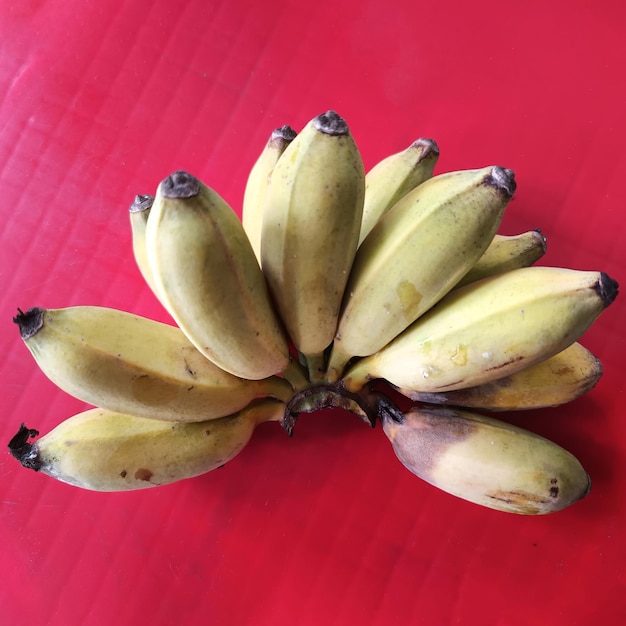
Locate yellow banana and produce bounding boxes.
[358,138,439,245]
[326,166,516,382]
[13,306,293,422]
[260,111,365,380]
[397,341,602,411]
[381,404,591,514]
[454,229,547,288]
[129,193,158,294]
[242,125,297,263]
[145,170,290,380]
[342,267,618,393]
[8,400,284,492]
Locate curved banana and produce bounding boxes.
[380,404,591,514]
[326,166,516,382]
[260,111,365,380]
[358,138,439,245]
[8,399,284,492]
[145,170,290,380]
[242,125,297,263]
[454,229,547,288]
[13,306,293,422]
[342,267,618,393]
[397,341,602,411]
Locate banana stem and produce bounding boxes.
[337,357,372,393]
[264,375,298,402]
[280,358,310,392]
[305,352,327,384]
[324,342,352,384]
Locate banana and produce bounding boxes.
[342,267,618,393]
[358,138,439,245]
[8,399,284,492]
[326,166,516,382]
[129,193,159,294]
[13,306,293,422]
[145,170,290,380]
[454,229,547,288]
[397,341,602,411]
[260,111,365,380]
[380,403,591,514]
[242,125,297,263]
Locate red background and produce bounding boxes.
[1,1,625,624]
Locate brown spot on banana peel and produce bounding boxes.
[134,468,153,482]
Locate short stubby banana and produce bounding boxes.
[397,342,603,411]
[242,125,297,263]
[326,166,516,382]
[129,193,159,295]
[145,170,290,380]
[8,400,284,492]
[381,404,591,514]
[261,111,365,379]
[454,229,547,289]
[342,267,618,393]
[358,137,439,245]
[13,306,293,422]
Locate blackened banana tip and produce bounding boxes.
[412,137,440,156]
[13,307,45,340]
[7,424,42,471]
[270,125,297,144]
[489,166,517,197]
[161,171,201,199]
[129,194,154,213]
[313,110,349,136]
[596,273,619,306]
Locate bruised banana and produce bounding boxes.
[358,138,439,245]
[8,399,284,492]
[342,267,618,393]
[454,229,547,288]
[397,341,602,411]
[13,306,293,422]
[326,166,516,382]
[381,404,590,514]
[261,111,365,380]
[146,171,290,380]
[242,125,297,263]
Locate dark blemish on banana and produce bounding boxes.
[120,470,127,478]
[134,468,153,481]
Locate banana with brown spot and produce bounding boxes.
[396,341,602,411]
[342,267,618,394]
[325,166,516,382]
[13,306,293,422]
[381,404,591,514]
[8,400,285,492]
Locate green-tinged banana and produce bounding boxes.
[397,341,602,411]
[260,111,365,380]
[146,170,290,380]
[242,125,297,263]
[13,306,293,422]
[326,166,516,382]
[380,404,591,514]
[129,194,159,294]
[8,400,284,492]
[454,229,547,288]
[342,267,618,393]
[358,138,439,245]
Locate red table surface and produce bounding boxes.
[1,1,625,624]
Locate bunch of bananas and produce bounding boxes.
[9,111,618,516]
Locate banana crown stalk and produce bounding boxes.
[145,170,290,380]
[381,404,591,515]
[358,137,439,245]
[260,110,365,375]
[326,165,516,382]
[13,306,293,422]
[242,125,297,263]
[8,399,284,492]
